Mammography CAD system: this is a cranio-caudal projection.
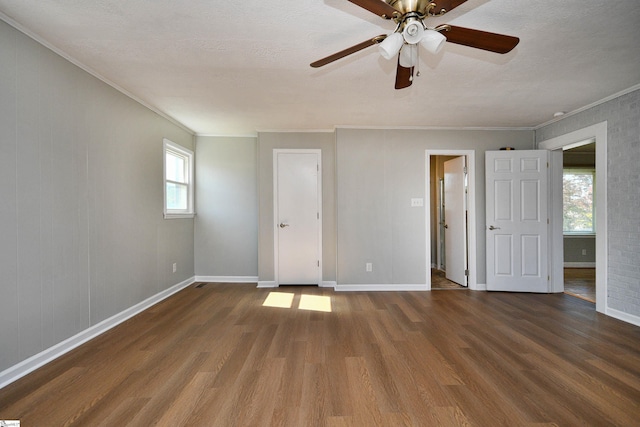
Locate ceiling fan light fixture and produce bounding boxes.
[420,29,446,54]
[402,20,424,44]
[378,32,404,60]
[399,44,418,67]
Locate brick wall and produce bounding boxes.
[536,88,640,316]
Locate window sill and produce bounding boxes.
[563,233,595,238]
[164,213,195,220]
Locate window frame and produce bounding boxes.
[163,138,195,219]
[562,167,595,235]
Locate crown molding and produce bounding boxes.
[534,83,640,130]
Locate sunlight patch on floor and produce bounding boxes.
[299,295,332,312]
[262,292,294,308]
[262,292,332,312]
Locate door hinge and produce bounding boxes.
[318,260,320,267]
[317,212,319,219]
[465,269,469,276]
[463,166,467,174]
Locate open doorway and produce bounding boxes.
[427,152,473,290]
[562,142,596,303]
[539,121,607,314]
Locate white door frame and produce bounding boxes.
[273,149,323,287]
[538,122,607,314]
[425,150,477,290]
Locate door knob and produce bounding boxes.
[443,224,449,229]
[488,225,500,230]
[279,223,289,228]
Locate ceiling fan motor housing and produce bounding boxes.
[387,0,435,16]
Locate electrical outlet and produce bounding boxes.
[172,263,177,273]
[366,262,373,272]
[411,198,424,207]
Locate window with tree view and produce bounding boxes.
[563,168,595,234]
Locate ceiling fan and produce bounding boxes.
[310,0,519,89]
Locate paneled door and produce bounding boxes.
[486,150,549,292]
[274,150,321,285]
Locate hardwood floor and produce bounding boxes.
[431,269,466,289]
[564,268,596,303]
[2,283,640,426]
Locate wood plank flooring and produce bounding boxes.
[2,283,640,426]
[564,268,596,303]
[431,269,466,289]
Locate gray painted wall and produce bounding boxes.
[0,20,194,373]
[536,88,640,317]
[564,236,596,263]
[195,136,258,277]
[336,128,534,286]
[257,132,337,283]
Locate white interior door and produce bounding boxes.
[444,156,467,286]
[275,151,321,285]
[486,150,549,292]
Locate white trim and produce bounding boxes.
[535,84,640,130]
[476,283,487,291]
[257,129,335,134]
[539,121,607,314]
[425,150,477,291]
[564,262,596,268]
[0,12,194,136]
[257,281,278,288]
[273,149,323,287]
[195,276,258,283]
[0,276,195,390]
[336,125,534,131]
[335,284,429,292]
[605,307,640,328]
[321,281,337,288]
[197,133,259,138]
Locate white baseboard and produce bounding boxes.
[606,307,640,328]
[474,283,487,291]
[257,281,336,289]
[335,284,429,292]
[195,276,258,283]
[257,281,277,288]
[0,276,195,390]
[564,262,596,268]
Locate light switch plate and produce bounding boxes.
[411,198,424,207]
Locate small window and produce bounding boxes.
[563,168,595,234]
[163,139,194,219]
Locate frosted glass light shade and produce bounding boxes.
[379,32,404,60]
[421,30,446,54]
[399,44,418,67]
[402,20,424,44]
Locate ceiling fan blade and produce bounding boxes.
[444,25,519,54]
[310,35,385,68]
[395,60,413,89]
[430,0,469,15]
[347,0,397,19]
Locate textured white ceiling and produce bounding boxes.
[0,0,639,135]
